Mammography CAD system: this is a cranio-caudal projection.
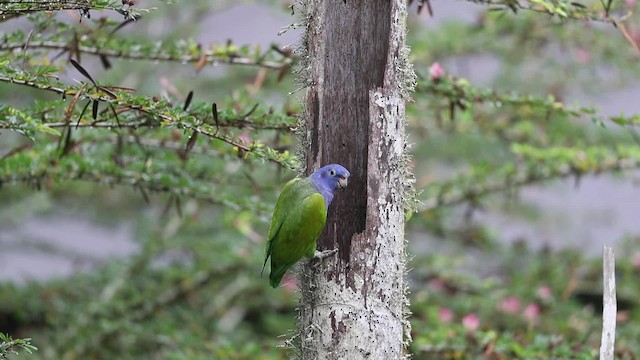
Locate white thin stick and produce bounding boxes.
[599,245,616,360]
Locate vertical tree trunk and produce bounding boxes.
[298,0,415,359]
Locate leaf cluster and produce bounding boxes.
[0,333,37,358]
[0,9,299,210]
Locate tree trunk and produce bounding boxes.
[297,0,415,359]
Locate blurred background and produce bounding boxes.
[1,0,640,358]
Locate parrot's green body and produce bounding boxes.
[263,177,327,288]
[263,164,350,288]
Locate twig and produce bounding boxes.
[0,0,139,19]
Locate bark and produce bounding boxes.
[297,0,415,359]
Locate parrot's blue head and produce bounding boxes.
[310,164,350,208]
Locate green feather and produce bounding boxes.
[263,177,327,288]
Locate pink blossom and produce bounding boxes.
[428,277,446,292]
[537,286,553,300]
[625,0,636,8]
[575,48,591,64]
[617,310,630,323]
[633,29,640,46]
[633,252,640,270]
[438,308,454,323]
[237,132,251,145]
[523,303,541,322]
[429,62,445,82]
[498,296,521,314]
[462,314,480,331]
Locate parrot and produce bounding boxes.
[262,164,350,288]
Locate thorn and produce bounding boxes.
[183,90,194,111]
[92,100,99,120]
[69,58,96,85]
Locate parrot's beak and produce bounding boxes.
[337,176,348,189]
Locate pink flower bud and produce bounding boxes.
[617,310,630,323]
[498,296,521,314]
[438,308,454,323]
[633,252,640,270]
[537,286,553,300]
[429,62,445,82]
[428,277,446,292]
[575,48,591,64]
[462,314,480,331]
[237,132,251,145]
[523,303,541,322]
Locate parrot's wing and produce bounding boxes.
[268,191,327,288]
[262,178,301,275]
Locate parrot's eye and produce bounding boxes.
[329,169,336,177]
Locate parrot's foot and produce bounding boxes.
[313,249,338,260]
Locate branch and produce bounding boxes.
[455,0,640,53]
[1,172,252,209]
[419,145,640,212]
[0,143,279,213]
[417,75,640,128]
[103,135,259,157]
[0,74,69,95]
[460,0,631,24]
[0,76,295,132]
[2,118,293,131]
[0,41,292,70]
[0,0,147,19]
[0,73,298,167]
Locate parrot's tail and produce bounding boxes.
[269,265,288,288]
[261,255,269,276]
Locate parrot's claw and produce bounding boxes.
[313,249,338,260]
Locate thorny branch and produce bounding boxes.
[0,74,294,166]
[0,41,292,70]
[0,0,139,19]
[419,157,640,212]
[460,0,631,24]
[0,172,262,213]
[0,120,293,131]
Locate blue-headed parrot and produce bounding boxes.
[262,164,350,288]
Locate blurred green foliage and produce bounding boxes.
[1,0,640,359]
